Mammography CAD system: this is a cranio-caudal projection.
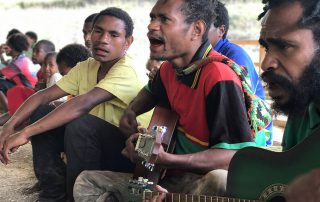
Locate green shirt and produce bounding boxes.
[282,102,320,151]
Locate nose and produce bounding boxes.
[261,52,278,72]
[84,31,92,41]
[99,32,110,44]
[148,20,160,32]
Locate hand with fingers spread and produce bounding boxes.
[119,108,139,138]
[1,130,29,165]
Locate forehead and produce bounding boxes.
[83,22,93,30]
[94,15,126,32]
[261,2,304,39]
[34,43,46,51]
[152,0,184,18]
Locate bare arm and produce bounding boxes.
[128,88,156,115]
[0,85,67,150]
[1,86,115,164]
[5,85,67,131]
[124,134,236,174]
[158,148,236,174]
[120,88,156,137]
[21,86,115,139]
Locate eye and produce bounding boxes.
[160,16,169,23]
[150,16,156,22]
[92,28,102,34]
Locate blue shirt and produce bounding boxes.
[214,38,273,146]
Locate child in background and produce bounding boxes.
[146,58,163,80]
[43,52,66,106]
[56,43,92,76]
[44,52,62,88]
[0,44,91,126]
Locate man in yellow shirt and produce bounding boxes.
[0,7,150,202]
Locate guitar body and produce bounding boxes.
[227,129,320,201]
[133,106,178,183]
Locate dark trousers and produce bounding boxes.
[30,105,134,202]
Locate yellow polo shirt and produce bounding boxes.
[56,55,151,127]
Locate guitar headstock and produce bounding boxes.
[128,177,153,202]
[135,125,167,171]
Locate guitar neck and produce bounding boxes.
[143,192,262,202]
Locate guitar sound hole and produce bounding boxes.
[268,196,286,202]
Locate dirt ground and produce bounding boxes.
[0,141,38,202]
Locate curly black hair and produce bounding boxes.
[213,1,229,39]
[180,0,217,41]
[6,28,22,39]
[6,33,29,53]
[93,7,134,38]
[25,31,38,42]
[258,0,320,44]
[85,13,98,24]
[56,44,91,68]
[36,40,55,53]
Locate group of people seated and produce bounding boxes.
[0,0,319,201]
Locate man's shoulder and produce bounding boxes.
[71,57,99,71]
[114,54,135,69]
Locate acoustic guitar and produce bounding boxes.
[133,106,178,185]
[226,128,320,201]
[130,127,320,201]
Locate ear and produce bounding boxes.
[191,20,206,41]
[125,36,134,50]
[218,25,226,38]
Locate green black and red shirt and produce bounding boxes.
[146,40,260,154]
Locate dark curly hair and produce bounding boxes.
[258,0,320,44]
[25,31,38,42]
[6,28,22,39]
[93,7,134,38]
[36,40,55,53]
[56,44,91,68]
[180,0,217,41]
[6,33,29,53]
[213,1,229,39]
[85,13,98,24]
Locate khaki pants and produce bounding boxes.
[73,169,228,202]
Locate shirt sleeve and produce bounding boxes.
[206,80,256,149]
[56,64,81,95]
[95,64,141,105]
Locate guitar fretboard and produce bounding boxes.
[143,192,262,202]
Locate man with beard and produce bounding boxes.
[258,0,320,201]
[259,0,320,151]
[72,0,271,201]
[0,7,151,202]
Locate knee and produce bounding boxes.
[194,170,228,196]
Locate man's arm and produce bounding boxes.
[18,86,115,139]
[123,134,235,174]
[120,88,156,137]
[1,86,115,164]
[0,85,67,150]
